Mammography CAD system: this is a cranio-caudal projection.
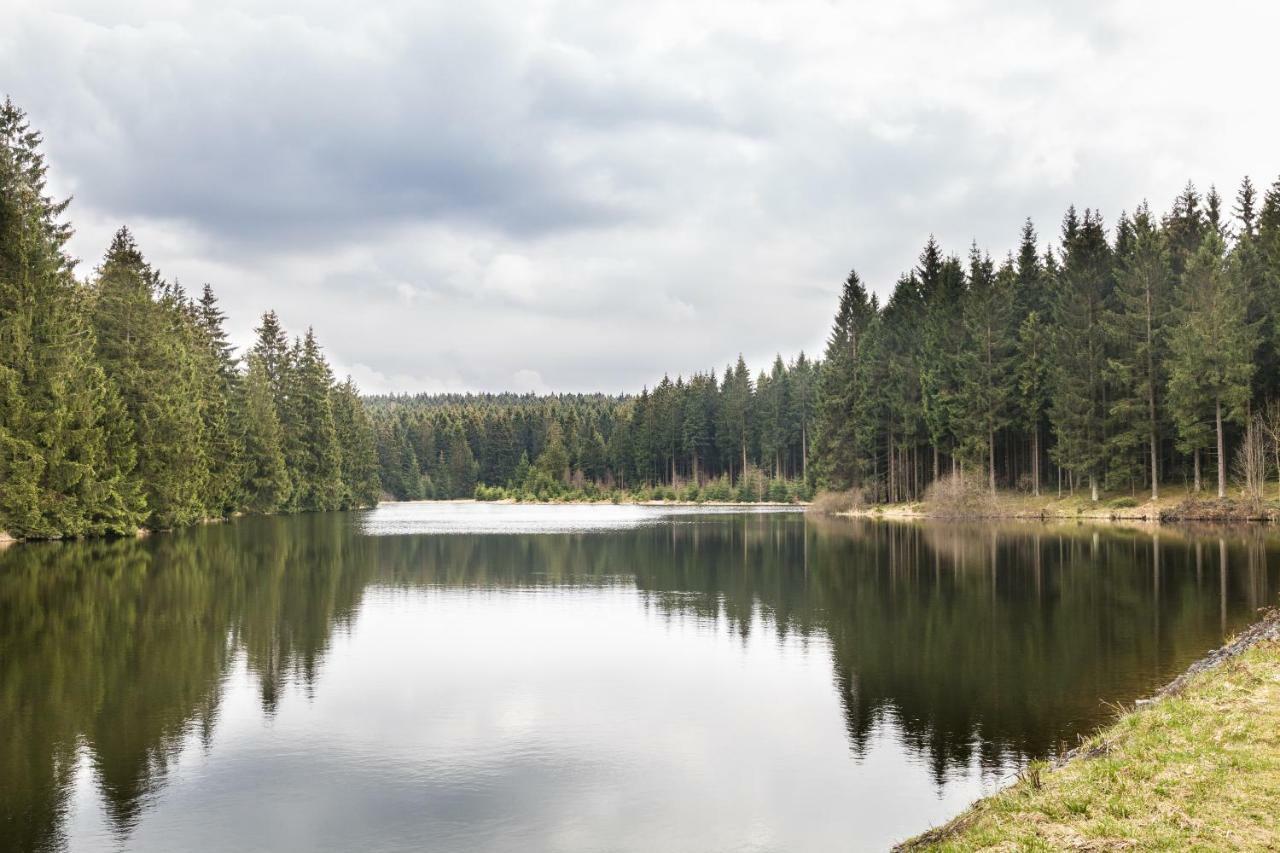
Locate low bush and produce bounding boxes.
[923,471,997,518]
[806,489,864,515]
[766,478,790,503]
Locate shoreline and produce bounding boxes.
[383,498,807,508]
[897,607,1280,850]
[834,491,1279,525]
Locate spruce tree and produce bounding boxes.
[238,353,290,512]
[815,270,878,489]
[193,284,242,514]
[1049,208,1112,501]
[1167,232,1258,498]
[919,242,966,477]
[287,328,342,511]
[957,247,1014,491]
[1015,311,1051,496]
[1103,204,1169,498]
[331,377,381,507]
[0,98,146,537]
[93,229,209,528]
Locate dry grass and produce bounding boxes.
[922,471,999,518]
[807,488,865,516]
[897,613,1280,851]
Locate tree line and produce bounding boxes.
[817,182,1280,503]
[0,98,379,539]
[367,350,818,503]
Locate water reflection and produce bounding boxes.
[0,509,1276,852]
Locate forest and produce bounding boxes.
[5,94,1280,539]
[0,99,380,539]
[370,178,1280,507]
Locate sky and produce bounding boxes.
[4,0,1278,394]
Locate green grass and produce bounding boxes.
[898,626,1280,851]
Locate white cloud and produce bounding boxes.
[4,0,1277,392]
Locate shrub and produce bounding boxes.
[766,479,790,503]
[789,479,815,503]
[923,471,997,518]
[1107,496,1139,509]
[806,489,863,516]
[702,475,733,501]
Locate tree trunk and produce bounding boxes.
[1090,474,1099,503]
[888,427,896,503]
[1031,426,1041,497]
[1215,396,1226,499]
[1193,448,1202,493]
[1149,422,1159,502]
[988,427,996,494]
[1146,280,1159,502]
[801,422,808,483]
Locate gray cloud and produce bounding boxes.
[3,0,1277,392]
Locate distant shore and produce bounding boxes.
[897,607,1280,850]
[831,485,1279,525]
[382,498,806,509]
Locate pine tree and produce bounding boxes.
[919,241,966,477]
[93,228,209,528]
[681,371,716,485]
[536,420,570,483]
[286,329,342,510]
[789,353,816,483]
[1049,208,1112,501]
[238,353,290,512]
[1104,204,1169,498]
[957,247,1014,491]
[1015,311,1051,496]
[1167,232,1258,498]
[0,98,146,537]
[193,284,242,514]
[815,270,878,489]
[716,356,753,482]
[331,377,381,507]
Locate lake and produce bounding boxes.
[2,504,1277,852]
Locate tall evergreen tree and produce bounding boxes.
[957,247,1014,491]
[331,377,381,508]
[93,228,209,528]
[1104,204,1170,498]
[0,98,145,538]
[238,353,290,513]
[1014,311,1051,496]
[1049,208,1112,501]
[1167,232,1258,498]
[286,329,343,511]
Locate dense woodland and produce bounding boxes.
[366,350,819,503]
[0,99,379,539]
[814,184,1280,505]
[5,95,1280,539]
[371,179,1280,507]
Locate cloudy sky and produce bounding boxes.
[4,0,1277,393]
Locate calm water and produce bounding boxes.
[2,505,1277,852]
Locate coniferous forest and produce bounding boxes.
[369,183,1280,508]
[4,96,1280,539]
[0,100,380,539]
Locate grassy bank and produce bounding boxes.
[898,609,1280,851]
[831,482,1280,523]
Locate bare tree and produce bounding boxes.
[1234,415,1269,510]
[1264,401,1280,501]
